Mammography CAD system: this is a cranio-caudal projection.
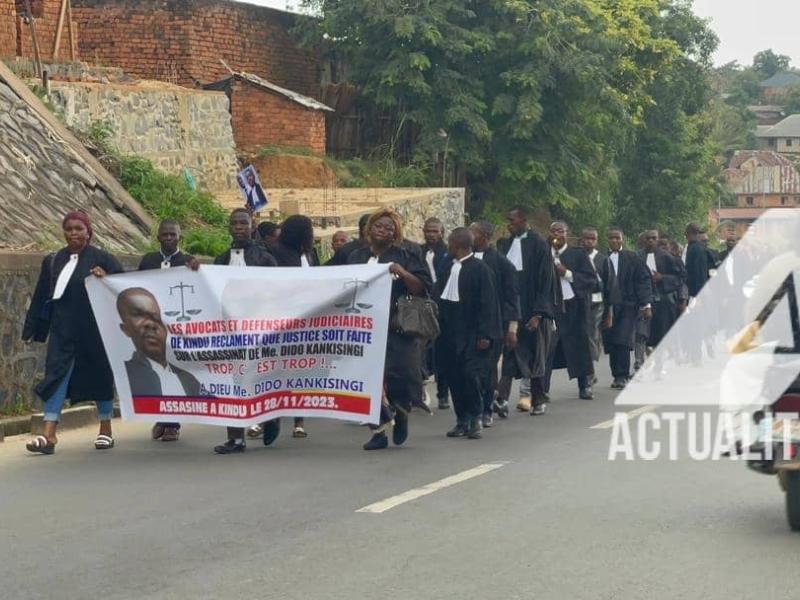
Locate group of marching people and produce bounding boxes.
[21,205,723,455]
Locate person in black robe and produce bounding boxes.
[638,229,685,350]
[347,209,431,450]
[581,227,606,369]
[684,223,710,299]
[326,214,370,266]
[213,209,278,455]
[599,226,653,389]
[495,206,556,416]
[545,222,596,400]
[22,211,123,455]
[420,217,450,409]
[252,214,317,440]
[137,219,200,442]
[469,221,520,427]
[435,228,502,438]
[255,221,280,249]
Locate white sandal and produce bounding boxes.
[94,434,115,450]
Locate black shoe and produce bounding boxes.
[393,410,409,446]
[530,403,546,416]
[493,399,509,418]
[482,414,494,428]
[262,420,281,446]
[446,423,467,438]
[467,419,482,439]
[611,377,627,390]
[363,432,389,451]
[438,397,450,410]
[214,439,245,454]
[579,386,594,400]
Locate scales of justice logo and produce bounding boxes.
[165,282,202,321]
[335,278,373,314]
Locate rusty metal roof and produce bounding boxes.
[225,72,334,112]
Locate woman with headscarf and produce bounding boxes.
[22,211,124,454]
[347,209,431,450]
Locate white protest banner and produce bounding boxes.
[86,264,391,426]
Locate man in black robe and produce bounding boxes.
[213,209,278,455]
[684,222,710,299]
[600,227,653,389]
[470,220,520,426]
[435,228,502,439]
[496,206,555,416]
[639,229,686,354]
[137,219,199,441]
[582,227,606,370]
[326,214,370,266]
[420,217,451,409]
[546,222,596,400]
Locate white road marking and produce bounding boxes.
[356,462,508,514]
[590,405,658,430]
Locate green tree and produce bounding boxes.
[753,49,792,78]
[615,0,721,239]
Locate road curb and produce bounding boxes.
[1,404,121,440]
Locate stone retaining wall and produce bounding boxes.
[49,80,240,194]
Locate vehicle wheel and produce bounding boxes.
[784,471,800,531]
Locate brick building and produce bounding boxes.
[206,71,332,155]
[1,0,78,61]
[760,72,800,103]
[724,150,800,209]
[70,0,321,98]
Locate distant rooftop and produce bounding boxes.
[760,72,800,88]
[756,114,800,138]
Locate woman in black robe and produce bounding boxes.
[22,211,123,454]
[348,209,431,450]
[252,214,318,439]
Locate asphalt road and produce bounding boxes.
[1,366,797,600]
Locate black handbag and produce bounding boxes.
[395,295,440,340]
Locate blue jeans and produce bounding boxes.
[43,362,114,423]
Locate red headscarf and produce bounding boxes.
[62,210,93,240]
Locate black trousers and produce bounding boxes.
[482,343,503,416]
[441,349,488,424]
[433,337,449,400]
[608,344,631,379]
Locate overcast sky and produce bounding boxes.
[244,0,799,68]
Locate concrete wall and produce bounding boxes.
[230,79,326,155]
[50,80,240,194]
[72,0,320,97]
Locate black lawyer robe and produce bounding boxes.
[478,247,521,326]
[549,246,595,380]
[600,250,653,351]
[496,231,556,379]
[435,257,503,422]
[347,244,432,421]
[23,245,124,403]
[138,250,192,270]
[420,241,449,286]
[214,241,277,267]
[269,241,319,267]
[685,240,709,298]
[639,249,685,346]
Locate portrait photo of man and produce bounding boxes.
[117,287,201,398]
[238,165,268,212]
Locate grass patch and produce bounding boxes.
[0,394,31,417]
[77,120,231,257]
[256,144,317,158]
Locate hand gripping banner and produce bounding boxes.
[86,264,392,426]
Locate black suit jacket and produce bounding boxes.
[553,246,596,304]
[600,250,653,312]
[125,352,202,397]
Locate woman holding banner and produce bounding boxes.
[22,211,123,454]
[348,209,431,450]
